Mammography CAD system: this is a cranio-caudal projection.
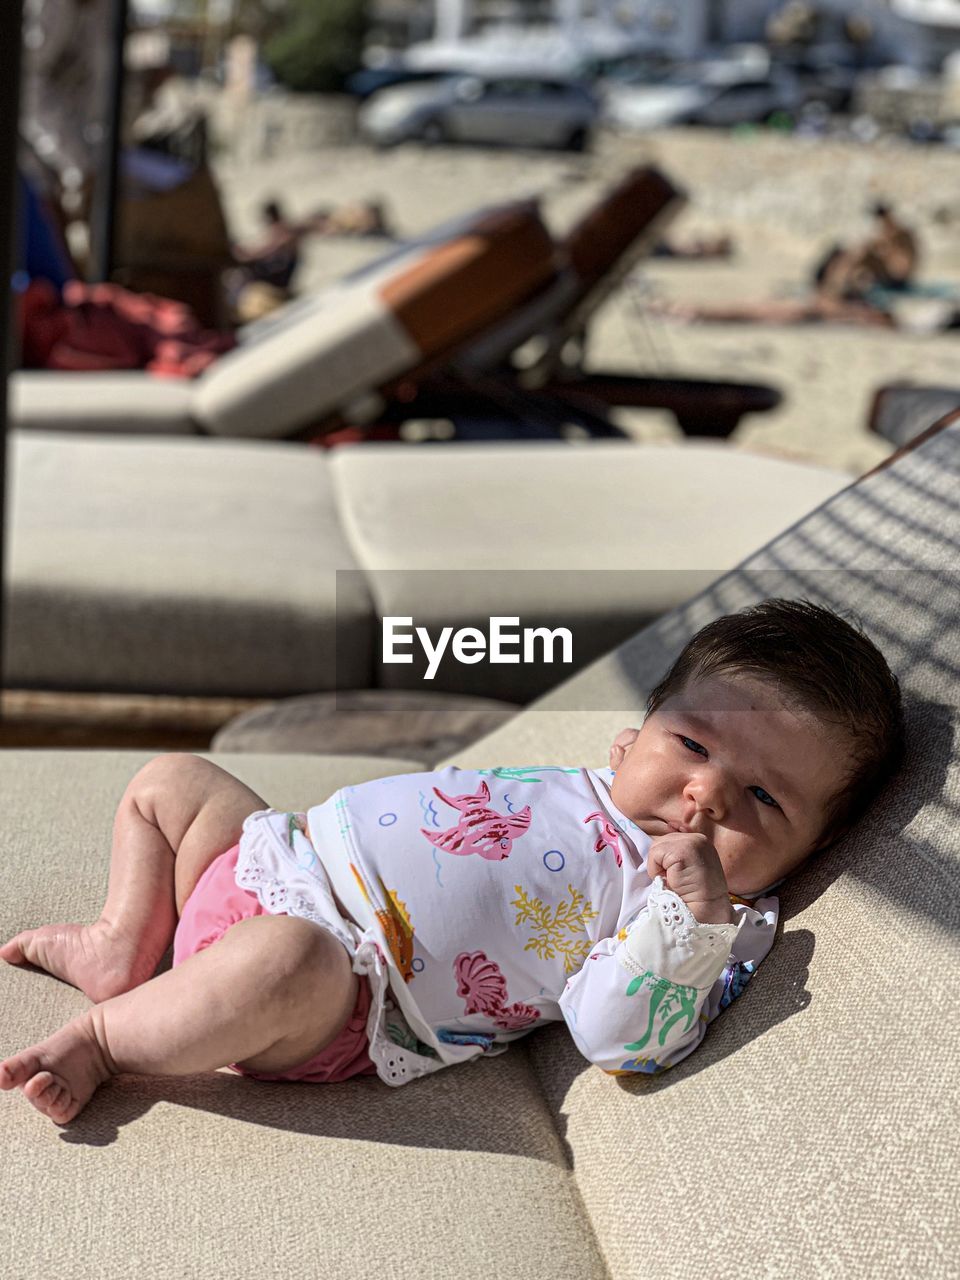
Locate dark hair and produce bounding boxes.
[645,598,905,851]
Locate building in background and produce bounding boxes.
[365,0,960,68]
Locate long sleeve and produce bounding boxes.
[557,876,777,1076]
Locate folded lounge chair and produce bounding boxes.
[1,414,957,1278]
[10,168,780,442]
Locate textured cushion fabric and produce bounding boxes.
[331,440,852,699]
[9,370,198,435]
[0,750,605,1280]
[193,203,555,439]
[440,421,960,1277]
[3,431,373,696]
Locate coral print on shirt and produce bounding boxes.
[420,780,532,860]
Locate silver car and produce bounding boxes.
[603,62,806,132]
[359,74,599,150]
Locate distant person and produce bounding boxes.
[232,196,394,288]
[651,202,919,330]
[652,232,734,260]
[231,199,302,292]
[814,201,919,299]
[227,196,394,319]
[652,290,896,329]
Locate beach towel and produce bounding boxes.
[17,278,235,376]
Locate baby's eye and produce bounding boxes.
[679,736,707,756]
[750,785,780,809]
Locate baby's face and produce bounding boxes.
[610,672,848,897]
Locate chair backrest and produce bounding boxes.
[453,166,683,376]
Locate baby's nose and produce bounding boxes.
[685,771,729,820]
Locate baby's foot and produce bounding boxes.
[0,921,149,1003]
[0,1010,113,1125]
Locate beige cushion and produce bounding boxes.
[193,203,556,439]
[0,750,605,1280]
[3,431,373,695]
[1,426,958,1278]
[332,440,852,699]
[439,420,960,1277]
[9,370,198,435]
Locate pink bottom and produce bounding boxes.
[172,843,378,1083]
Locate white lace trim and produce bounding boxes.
[349,940,446,1086]
[647,876,740,952]
[619,876,744,989]
[235,811,447,1087]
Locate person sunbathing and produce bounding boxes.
[653,201,919,329]
[815,200,919,299]
[653,290,897,328]
[0,598,904,1123]
[231,196,393,291]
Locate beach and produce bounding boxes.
[214,125,960,475]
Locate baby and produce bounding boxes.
[0,598,904,1124]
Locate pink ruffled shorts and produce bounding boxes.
[172,843,378,1083]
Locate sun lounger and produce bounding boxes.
[4,431,851,700]
[10,169,781,442]
[11,199,557,439]
[2,414,956,1278]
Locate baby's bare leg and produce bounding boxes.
[0,754,267,1003]
[0,914,360,1126]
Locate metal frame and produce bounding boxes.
[89,0,129,282]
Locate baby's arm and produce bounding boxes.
[557,881,775,1076]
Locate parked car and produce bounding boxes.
[358,74,600,150]
[603,62,805,131]
[346,66,451,100]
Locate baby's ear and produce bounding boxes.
[609,727,640,771]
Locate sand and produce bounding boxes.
[213,125,960,476]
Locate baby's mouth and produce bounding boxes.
[636,816,682,837]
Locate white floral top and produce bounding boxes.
[235,766,778,1087]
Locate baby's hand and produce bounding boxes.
[646,833,737,925]
[609,727,640,771]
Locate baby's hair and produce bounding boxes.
[645,598,905,851]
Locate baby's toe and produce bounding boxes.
[23,1071,68,1117]
[0,933,28,962]
[0,1056,26,1089]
